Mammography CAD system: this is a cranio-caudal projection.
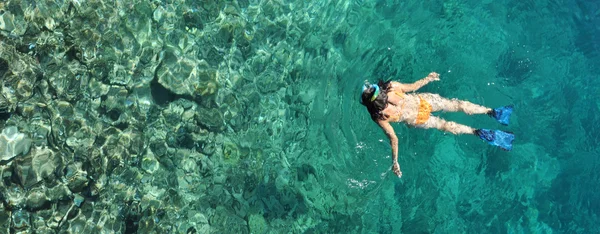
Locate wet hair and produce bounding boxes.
[361,80,391,121]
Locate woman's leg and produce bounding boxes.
[419,93,491,115]
[415,116,475,135]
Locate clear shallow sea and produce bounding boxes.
[0,0,598,233]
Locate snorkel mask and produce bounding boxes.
[360,83,380,104]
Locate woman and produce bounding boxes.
[360,72,514,177]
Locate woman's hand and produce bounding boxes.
[425,72,440,82]
[392,162,402,178]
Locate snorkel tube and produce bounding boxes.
[370,84,380,101]
[361,84,380,104]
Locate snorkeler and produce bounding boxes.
[360,72,514,178]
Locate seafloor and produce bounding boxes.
[0,0,599,233]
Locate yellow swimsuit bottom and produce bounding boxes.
[415,95,432,125]
[390,92,431,124]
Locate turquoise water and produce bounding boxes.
[0,0,599,233]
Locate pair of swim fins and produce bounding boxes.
[476,105,514,151]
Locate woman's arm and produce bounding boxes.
[377,120,402,177]
[391,72,440,93]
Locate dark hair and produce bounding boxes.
[361,80,391,121]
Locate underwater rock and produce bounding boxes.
[73,194,84,207]
[0,10,27,36]
[65,125,95,150]
[47,183,72,202]
[4,185,25,209]
[54,101,74,117]
[30,206,62,231]
[25,187,49,211]
[248,214,269,234]
[222,137,240,165]
[11,209,30,231]
[0,204,9,232]
[256,70,286,94]
[182,212,210,234]
[45,61,87,101]
[65,163,89,193]
[200,135,218,156]
[216,90,247,131]
[31,220,54,234]
[66,215,88,233]
[210,206,248,234]
[156,51,218,97]
[23,119,52,150]
[172,124,199,150]
[48,101,91,150]
[44,17,57,31]
[0,11,17,33]
[98,129,131,170]
[297,89,317,104]
[162,101,185,125]
[197,154,214,177]
[88,174,106,198]
[149,139,168,158]
[130,83,155,118]
[13,146,60,188]
[31,146,61,183]
[109,175,141,206]
[102,85,130,114]
[0,163,10,180]
[85,78,110,99]
[0,126,32,161]
[152,5,167,23]
[275,168,291,191]
[141,149,160,174]
[180,153,199,174]
[17,102,43,120]
[140,186,165,212]
[195,107,224,132]
[122,129,145,156]
[0,97,11,119]
[136,205,182,233]
[14,158,37,189]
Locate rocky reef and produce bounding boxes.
[0,0,359,233]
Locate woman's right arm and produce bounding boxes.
[377,120,402,177]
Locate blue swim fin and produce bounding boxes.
[475,129,515,151]
[488,105,513,125]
